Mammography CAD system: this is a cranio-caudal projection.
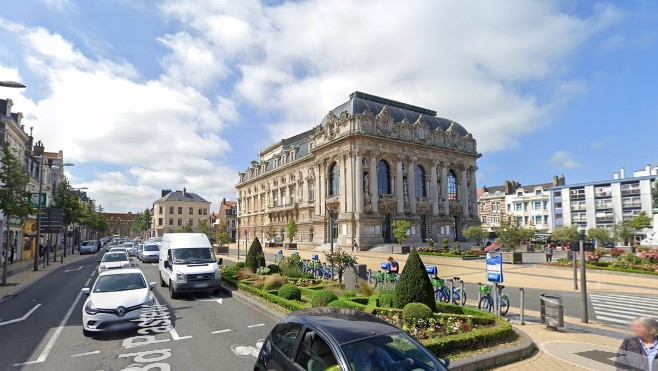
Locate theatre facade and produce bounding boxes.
[236,92,480,249]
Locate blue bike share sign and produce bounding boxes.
[486,252,503,283]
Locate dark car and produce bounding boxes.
[255,308,447,371]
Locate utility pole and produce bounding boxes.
[572,245,578,290]
[33,141,45,272]
[579,240,588,323]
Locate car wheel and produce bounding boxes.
[212,288,220,295]
[82,329,92,337]
[169,281,178,299]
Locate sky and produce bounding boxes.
[0,0,656,212]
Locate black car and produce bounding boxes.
[255,307,447,371]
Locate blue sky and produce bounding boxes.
[0,0,656,212]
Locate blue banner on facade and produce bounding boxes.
[486,252,503,283]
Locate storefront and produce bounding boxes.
[22,219,37,261]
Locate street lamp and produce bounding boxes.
[32,141,45,271]
[0,81,26,88]
[326,205,337,281]
[52,163,74,259]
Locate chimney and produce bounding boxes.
[161,189,172,198]
[552,175,558,186]
[222,197,226,204]
[620,167,625,179]
[183,187,187,197]
[613,172,619,180]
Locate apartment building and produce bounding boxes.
[215,198,237,242]
[151,188,211,237]
[550,166,657,240]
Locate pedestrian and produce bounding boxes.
[387,256,399,275]
[9,243,14,264]
[616,316,658,371]
[39,244,44,257]
[545,243,553,263]
[352,239,358,252]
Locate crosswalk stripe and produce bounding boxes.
[596,316,634,326]
[590,294,658,305]
[590,305,658,319]
[589,299,658,311]
[589,293,658,326]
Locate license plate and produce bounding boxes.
[194,283,208,288]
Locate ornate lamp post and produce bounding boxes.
[32,141,45,271]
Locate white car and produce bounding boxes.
[98,251,130,273]
[81,268,156,336]
[640,232,658,248]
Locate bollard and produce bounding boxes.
[519,287,525,325]
[459,280,465,306]
[495,283,501,317]
[477,284,481,307]
[61,253,64,264]
[448,279,454,304]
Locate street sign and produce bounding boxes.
[486,252,503,283]
[29,193,47,208]
[40,207,64,232]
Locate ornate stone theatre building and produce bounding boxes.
[236,92,480,249]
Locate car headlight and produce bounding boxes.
[176,272,186,283]
[99,265,106,270]
[143,294,155,307]
[214,269,221,279]
[85,301,98,315]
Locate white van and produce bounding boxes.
[159,233,222,299]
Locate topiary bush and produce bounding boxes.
[245,237,266,272]
[222,265,239,277]
[379,293,394,308]
[328,299,367,310]
[263,274,285,291]
[267,264,280,274]
[402,302,434,326]
[394,248,437,311]
[340,290,357,298]
[278,284,302,301]
[235,262,245,269]
[311,289,338,307]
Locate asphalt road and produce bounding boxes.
[0,254,276,371]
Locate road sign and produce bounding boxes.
[486,252,503,283]
[29,193,47,208]
[40,208,64,232]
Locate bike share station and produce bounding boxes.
[482,251,510,316]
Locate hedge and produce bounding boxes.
[222,275,306,311]
[327,299,367,310]
[420,318,515,355]
[418,252,478,258]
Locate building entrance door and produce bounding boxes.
[420,215,427,242]
[381,213,392,243]
[453,216,461,242]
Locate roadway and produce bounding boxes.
[0,254,276,371]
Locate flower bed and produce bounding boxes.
[417,247,479,258]
[548,250,658,275]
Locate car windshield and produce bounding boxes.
[172,248,214,264]
[102,253,128,262]
[93,273,146,293]
[144,244,159,252]
[342,332,445,371]
[82,241,95,246]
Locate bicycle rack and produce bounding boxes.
[459,279,465,306]
[448,278,454,303]
[519,287,525,325]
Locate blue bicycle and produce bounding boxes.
[477,283,509,316]
[432,276,466,305]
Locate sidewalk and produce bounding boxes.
[0,253,89,302]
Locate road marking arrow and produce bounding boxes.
[0,304,41,326]
[65,266,84,272]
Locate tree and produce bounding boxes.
[265,225,277,242]
[214,221,230,247]
[652,179,658,206]
[393,248,436,311]
[392,220,410,245]
[551,225,581,246]
[463,225,488,245]
[286,218,298,243]
[495,214,536,251]
[130,208,152,238]
[53,177,83,228]
[0,143,33,285]
[245,237,265,272]
[324,249,357,287]
[586,227,612,247]
[613,220,635,248]
[198,217,210,237]
[628,211,652,232]
[176,223,193,233]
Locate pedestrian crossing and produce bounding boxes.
[590,293,658,326]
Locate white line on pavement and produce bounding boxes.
[212,329,231,334]
[0,304,42,327]
[71,350,100,358]
[169,328,192,341]
[14,292,83,366]
[84,278,91,286]
[247,324,265,328]
[65,266,84,273]
[90,271,96,277]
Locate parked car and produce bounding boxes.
[255,308,448,371]
[81,268,156,336]
[120,242,138,257]
[80,240,98,254]
[97,251,130,273]
[140,244,160,263]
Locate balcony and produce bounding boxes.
[622,202,641,209]
[596,217,614,223]
[621,189,640,196]
[595,192,611,198]
[595,204,613,210]
[570,193,586,200]
[571,206,587,212]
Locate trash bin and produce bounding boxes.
[540,293,564,330]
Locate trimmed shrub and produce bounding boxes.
[328,299,367,310]
[394,248,437,311]
[402,303,433,326]
[278,284,302,301]
[349,297,370,305]
[379,293,394,308]
[222,265,239,277]
[281,254,303,278]
[236,268,253,280]
[245,237,266,272]
[311,289,338,307]
[267,264,281,274]
[340,290,357,298]
[263,274,285,291]
[235,262,245,269]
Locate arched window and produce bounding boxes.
[447,169,458,200]
[415,165,426,197]
[377,160,391,195]
[328,162,339,196]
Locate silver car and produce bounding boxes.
[80,240,97,254]
[140,244,160,263]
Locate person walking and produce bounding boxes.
[387,256,399,275]
[616,316,658,371]
[545,244,553,263]
[352,239,358,252]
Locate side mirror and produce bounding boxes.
[164,261,170,269]
[149,282,157,290]
[217,258,223,265]
[81,288,91,295]
[442,358,450,368]
[97,260,101,263]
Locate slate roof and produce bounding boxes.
[158,190,209,203]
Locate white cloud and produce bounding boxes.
[549,150,581,169]
[40,0,74,12]
[159,0,621,152]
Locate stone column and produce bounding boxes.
[469,166,478,218]
[355,153,364,213]
[430,163,438,215]
[314,164,321,216]
[396,159,404,214]
[441,163,449,215]
[460,166,469,218]
[369,155,379,213]
[408,158,417,214]
[318,162,325,213]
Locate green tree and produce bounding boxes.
[628,211,652,232]
[1,143,34,285]
[463,225,488,245]
[551,225,581,246]
[613,220,635,248]
[245,237,265,272]
[53,177,83,229]
[586,227,612,247]
[324,249,357,287]
[393,248,436,311]
[392,220,410,245]
[176,223,193,233]
[265,225,277,242]
[214,221,230,247]
[197,217,210,237]
[286,218,298,243]
[495,214,536,251]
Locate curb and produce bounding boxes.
[0,254,92,305]
[449,327,536,371]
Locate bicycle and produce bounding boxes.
[432,276,466,305]
[477,283,509,316]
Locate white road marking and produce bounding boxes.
[14,292,84,366]
[247,323,265,328]
[84,278,91,286]
[212,329,231,334]
[65,266,84,272]
[169,328,192,341]
[71,350,100,358]
[0,304,41,327]
[90,271,96,277]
